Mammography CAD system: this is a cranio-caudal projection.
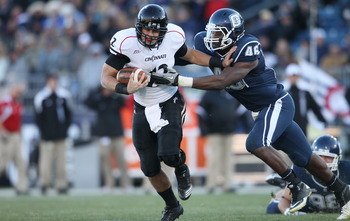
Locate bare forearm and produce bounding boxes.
[183,48,211,66]
[192,75,227,90]
[101,63,118,91]
[179,67,247,89]
[190,61,255,89]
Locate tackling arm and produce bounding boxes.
[191,60,258,90]
[181,46,236,68]
[151,60,258,89]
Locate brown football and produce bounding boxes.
[116,67,145,84]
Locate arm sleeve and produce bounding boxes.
[175,43,188,58]
[105,53,130,70]
[174,43,192,66]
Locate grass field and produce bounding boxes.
[0,188,340,221]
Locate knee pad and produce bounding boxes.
[140,164,161,177]
[160,149,186,167]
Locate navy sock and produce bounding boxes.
[327,174,346,192]
[281,168,301,185]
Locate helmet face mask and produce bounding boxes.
[204,8,245,52]
[205,23,233,51]
[136,4,168,49]
[311,135,342,171]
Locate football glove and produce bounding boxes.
[151,68,179,86]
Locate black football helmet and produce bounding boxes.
[135,4,168,49]
[204,8,245,52]
[311,135,342,171]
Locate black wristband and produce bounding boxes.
[209,56,223,68]
[115,83,129,95]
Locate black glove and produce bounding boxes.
[151,68,179,86]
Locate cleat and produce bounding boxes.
[161,204,184,221]
[265,173,287,188]
[336,186,350,219]
[338,201,350,220]
[288,182,312,213]
[175,164,192,200]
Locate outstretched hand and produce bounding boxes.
[151,68,179,86]
[222,46,237,67]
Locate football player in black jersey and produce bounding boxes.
[152,8,350,219]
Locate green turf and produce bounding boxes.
[0,193,339,221]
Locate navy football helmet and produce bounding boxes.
[204,8,245,52]
[135,4,168,49]
[311,135,342,171]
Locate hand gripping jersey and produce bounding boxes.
[293,161,350,213]
[194,31,286,112]
[109,23,185,107]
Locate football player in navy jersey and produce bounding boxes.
[100,4,233,221]
[151,8,350,219]
[266,135,350,217]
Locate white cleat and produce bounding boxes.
[338,201,350,220]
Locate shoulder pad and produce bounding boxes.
[233,35,261,63]
[166,23,186,45]
[194,31,211,54]
[109,28,137,55]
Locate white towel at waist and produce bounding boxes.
[252,111,259,120]
[145,104,169,133]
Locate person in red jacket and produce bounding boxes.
[0,83,28,195]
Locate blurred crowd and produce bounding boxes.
[1,0,350,192]
[0,0,349,111]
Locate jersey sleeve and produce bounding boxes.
[234,39,261,63]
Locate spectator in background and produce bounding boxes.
[0,82,28,195]
[197,90,239,194]
[283,63,327,138]
[77,42,107,101]
[320,43,349,77]
[203,0,229,21]
[84,86,132,192]
[311,28,329,65]
[251,9,276,41]
[35,37,64,76]
[258,35,278,68]
[171,4,201,47]
[274,38,294,68]
[273,12,298,43]
[34,74,73,195]
[291,0,309,34]
[0,41,9,83]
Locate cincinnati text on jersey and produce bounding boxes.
[145,54,167,62]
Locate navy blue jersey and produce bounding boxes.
[194,31,285,112]
[293,161,350,213]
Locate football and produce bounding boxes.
[116,67,145,84]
